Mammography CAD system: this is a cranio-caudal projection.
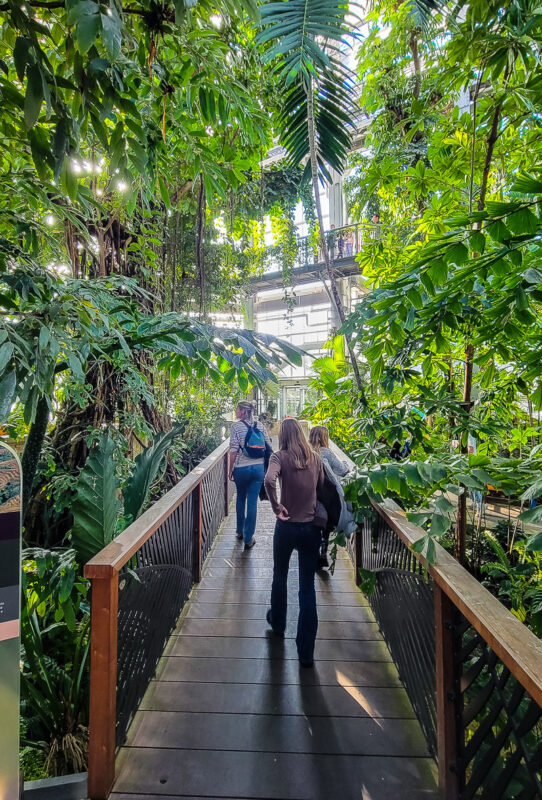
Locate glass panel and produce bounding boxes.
[283,387,305,418]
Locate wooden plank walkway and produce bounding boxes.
[111,501,438,800]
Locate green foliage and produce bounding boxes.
[481,532,542,635]
[305,0,542,635]
[71,432,119,566]
[124,423,184,521]
[20,549,90,775]
[0,258,304,428]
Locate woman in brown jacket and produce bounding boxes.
[264,418,324,667]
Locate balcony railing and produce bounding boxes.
[260,221,414,277]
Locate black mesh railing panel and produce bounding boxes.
[201,461,226,560]
[358,514,437,757]
[116,493,195,746]
[353,507,542,795]
[455,617,542,799]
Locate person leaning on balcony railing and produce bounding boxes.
[264,418,325,667]
[337,231,344,259]
[370,214,381,241]
[326,224,336,261]
[344,229,354,257]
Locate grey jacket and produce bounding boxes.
[321,456,357,536]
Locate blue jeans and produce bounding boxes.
[233,464,264,544]
[270,520,321,663]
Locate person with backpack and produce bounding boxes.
[308,425,355,569]
[264,418,325,667]
[229,401,271,549]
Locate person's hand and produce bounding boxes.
[276,504,290,521]
[228,472,234,481]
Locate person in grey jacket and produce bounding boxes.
[308,426,356,568]
[308,426,349,477]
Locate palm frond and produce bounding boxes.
[258,0,356,181]
[277,72,355,179]
[407,0,446,27]
[258,0,349,79]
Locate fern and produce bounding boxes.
[480,561,510,577]
[482,530,509,568]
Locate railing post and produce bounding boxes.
[192,481,202,582]
[434,584,459,799]
[86,569,119,800]
[353,525,363,586]
[223,451,229,517]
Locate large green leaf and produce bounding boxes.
[258,0,349,77]
[124,423,185,522]
[71,432,119,565]
[0,369,16,421]
[519,504,542,526]
[24,64,44,130]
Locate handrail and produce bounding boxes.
[85,439,230,576]
[84,437,232,800]
[329,438,542,704]
[373,497,542,708]
[254,221,417,285]
[329,438,542,798]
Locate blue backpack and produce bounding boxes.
[242,421,266,458]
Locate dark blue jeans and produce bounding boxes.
[233,464,264,544]
[270,519,321,663]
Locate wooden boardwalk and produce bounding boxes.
[111,501,438,800]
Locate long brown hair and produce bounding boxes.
[279,418,316,469]
[308,425,329,451]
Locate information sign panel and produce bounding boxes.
[0,441,21,800]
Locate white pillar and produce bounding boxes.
[328,169,346,229]
[244,294,255,330]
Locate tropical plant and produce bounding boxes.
[123,423,185,522]
[71,433,120,566]
[318,0,542,568]
[20,549,90,775]
[480,530,542,636]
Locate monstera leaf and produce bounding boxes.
[71,432,120,566]
[124,423,185,523]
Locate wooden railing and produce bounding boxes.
[84,439,232,800]
[330,441,542,799]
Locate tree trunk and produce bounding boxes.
[455,342,474,566]
[196,178,206,315]
[170,210,180,312]
[409,30,421,101]
[478,100,503,211]
[305,82,363,393]
[21,394,49,520]
[455,74,507,563]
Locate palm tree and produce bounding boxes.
[257,0,446,390]
[257,0,363,389]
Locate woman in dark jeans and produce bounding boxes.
[264,418,324,667]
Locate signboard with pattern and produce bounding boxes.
[0,441,21,800]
